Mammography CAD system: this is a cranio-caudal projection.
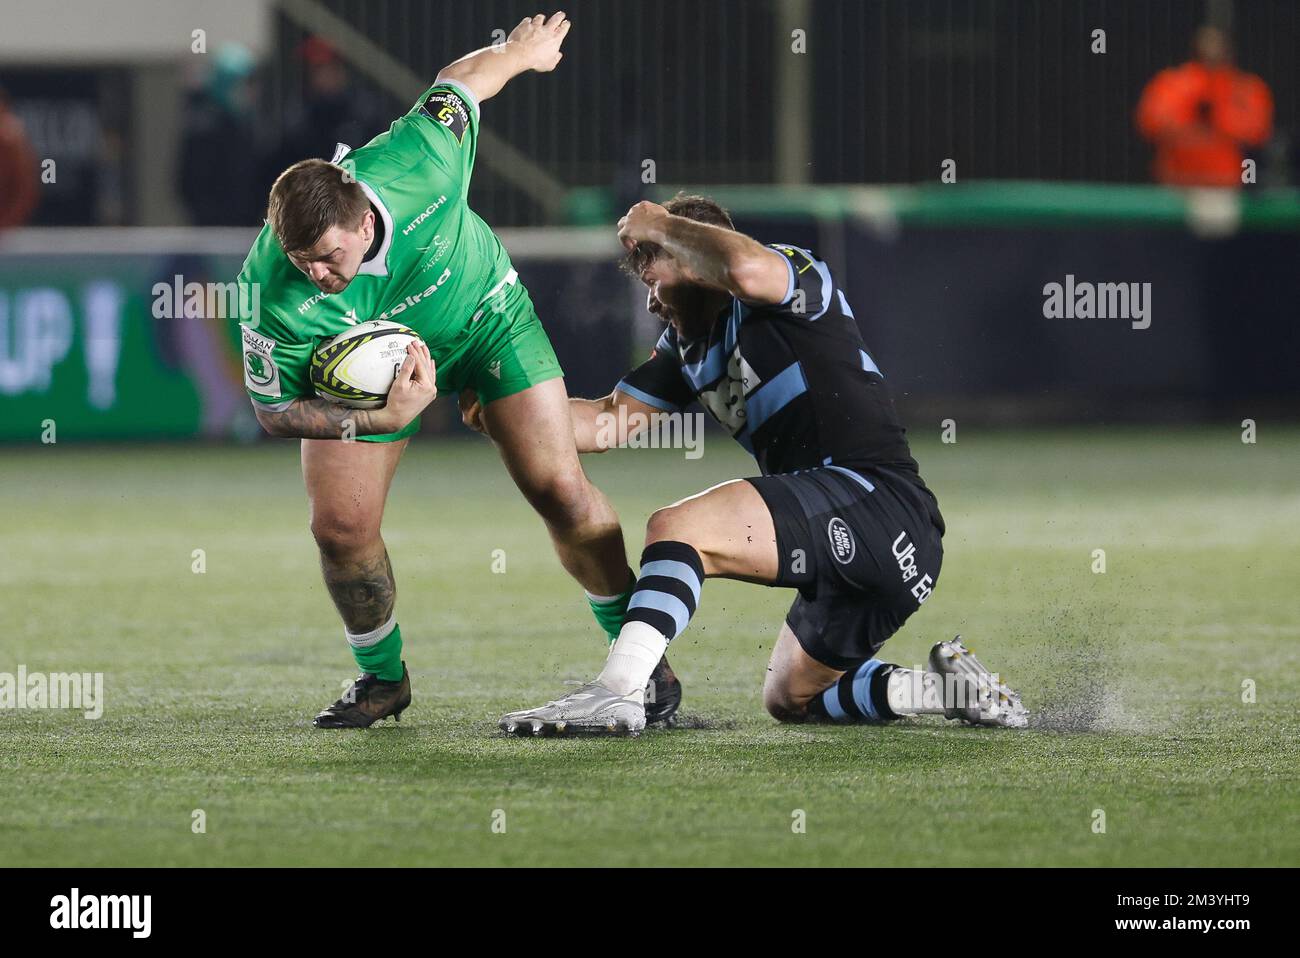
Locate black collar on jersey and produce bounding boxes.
[674,299,733,346]
[363,202,386,264]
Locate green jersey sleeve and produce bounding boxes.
[241,322,314,407]
[392,79,481,194]
[237,260,315,407]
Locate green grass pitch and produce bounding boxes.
[2,427,1297,867]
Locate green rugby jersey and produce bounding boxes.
[236,79,515,409]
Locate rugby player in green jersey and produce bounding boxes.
[236,12,680,727]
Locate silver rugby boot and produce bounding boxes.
[929,637,1030,728]
[499,682,646,737]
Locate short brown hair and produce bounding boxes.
[266,158,370,254]
[622,192,735,276]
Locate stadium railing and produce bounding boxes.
[2,181,1297,441]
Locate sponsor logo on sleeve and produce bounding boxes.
[419,90,470,144]
[241,325,281,397]
[772,244,818,277]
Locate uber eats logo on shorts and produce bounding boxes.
[827,517,855,564]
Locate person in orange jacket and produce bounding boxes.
[1136,26,1273,187]
[0,87,40,229]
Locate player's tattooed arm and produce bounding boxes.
[435,11,570,103]
[256,341,437,439]
[253,398,388,439]
[618,201,791,305]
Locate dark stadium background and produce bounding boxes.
[1,0,1297,440]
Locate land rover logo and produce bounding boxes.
[827,517,855,564]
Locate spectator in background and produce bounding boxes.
[271,37,387,168]
[178,44,265,226]
[0,86,40,229]
[1136,26,1273,188]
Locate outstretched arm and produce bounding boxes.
[459,387,658,453]
[435,11,571,104]
[567,389,661,452]
[617,201,792,305]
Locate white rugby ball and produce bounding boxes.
[311,320,421,408]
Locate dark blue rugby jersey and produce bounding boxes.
[617,243,927,487]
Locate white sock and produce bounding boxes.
[597,621,667,696]
[886,668,949,715]
[344,612,397,648]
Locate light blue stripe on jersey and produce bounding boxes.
[616,380,681,412]
[859,349,881,376]
[838,288,856,319]
[724,301,744,354]
[825,464,875,493]
[638,559,702,604]
[682,341,725,391]
[821,684,848,721]
[627,589,692,638]
[745,362,808,434]
[807,258,834,320]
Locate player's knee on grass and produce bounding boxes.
[762,655,816,723]
[762,682,812,723]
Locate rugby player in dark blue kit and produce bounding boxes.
[480,193,1028,735]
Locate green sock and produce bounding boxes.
[350,622,404,681]
[586,572,636,645]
